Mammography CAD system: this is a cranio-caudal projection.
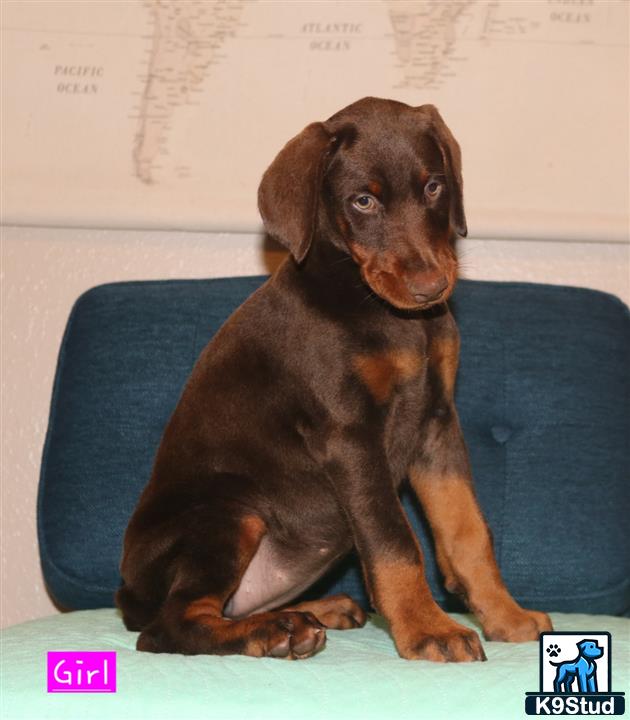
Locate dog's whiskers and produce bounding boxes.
[358,288,379,308]
[331,255,354,267]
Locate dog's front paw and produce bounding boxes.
[316,594,367,630]
[249,611,327,659]
[483,608,552,643]
[398,623,486,663]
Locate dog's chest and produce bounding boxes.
[351,348,424,406]
[375,315,458,483]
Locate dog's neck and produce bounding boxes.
[278,237,448,325]
[294,237,385,315]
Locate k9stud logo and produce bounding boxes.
[47,652,116,693]
[525,632,625,715]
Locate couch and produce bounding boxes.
[2,276,629,719]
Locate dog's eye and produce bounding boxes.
[353,195,377,212]
[425,181,442,198]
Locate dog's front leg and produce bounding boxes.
[327,439,485,662]
[408,417,552,642]
[409,324,552,641]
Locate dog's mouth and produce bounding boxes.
[347,241,456,312]
[359,268,452,312]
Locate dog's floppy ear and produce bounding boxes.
[417,104,467,238]
[258,122,333,263]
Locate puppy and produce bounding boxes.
[117,97,552,661]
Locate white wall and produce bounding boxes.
[1,225,628,628]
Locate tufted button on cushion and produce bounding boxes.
[490,425,513,444]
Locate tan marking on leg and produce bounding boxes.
[285,594,367,630]
[353,350,423,403]
[410,470,552,641]
[372,561,441,633]
[372,560,485,662]
[184,596,224,622]
[410,472,511,608]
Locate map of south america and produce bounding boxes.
[133,0,244,184]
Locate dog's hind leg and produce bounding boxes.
[116,583,159,631]
[554,667,569,694]
[134,510,326,658]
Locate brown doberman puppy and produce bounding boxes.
[116,97,552,662]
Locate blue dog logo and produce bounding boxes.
[525,631,625,715]
[550,639,603,694]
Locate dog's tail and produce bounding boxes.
[549,656,578,667]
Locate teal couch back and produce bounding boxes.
[38,278,630,615]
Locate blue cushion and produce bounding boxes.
[38,278,630,614]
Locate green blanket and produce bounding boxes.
[2,610,628,720]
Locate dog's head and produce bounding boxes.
[258,97,466,311]
[577,640,604,660]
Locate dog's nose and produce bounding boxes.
[409,274,448,303]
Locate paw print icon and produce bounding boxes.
[546,643,560,658]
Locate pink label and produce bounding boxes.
[47,652,116,693]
